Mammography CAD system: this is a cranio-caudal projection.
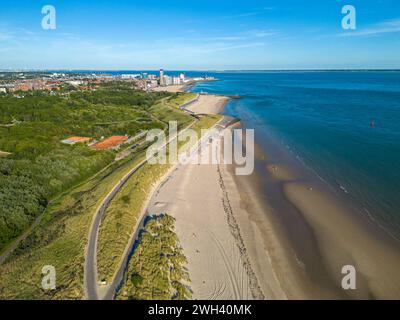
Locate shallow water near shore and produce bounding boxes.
[189,71,400,298]
[189,71,400,240]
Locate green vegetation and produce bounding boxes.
[149,96,195,129]
[97,114,220,283]
[0,89,196,299]
[166,92,198,109]
[192,114,221,134]
[117,214,191,300]
[97,161,172,283]
[0,84,217,299]
[0,84,174,252]
[0,149,149,299]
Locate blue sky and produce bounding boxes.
[0,0,399,70]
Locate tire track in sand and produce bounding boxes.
[217,163,265,300]
[207,230,242,299]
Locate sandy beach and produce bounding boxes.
[186,94,229,114]
[145,95,285,299]
[284,181,400,299]
[151,84,188,93]
[145,90,400,300]
[248,136,400,299]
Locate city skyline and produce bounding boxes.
[0,0,400,70]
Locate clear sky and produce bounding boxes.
[0,0,399,70]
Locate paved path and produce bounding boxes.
[84,113,234,300]
[83,92,235,299]
[84,94,210,299]
[84,120,196,300]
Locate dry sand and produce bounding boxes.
[145,95,286,299]
[148,161,259,299]
[143,94,330,300]
[146,136,286,299]
[152,84,188,93]
[187,94,229,115]
[145,90,400,300]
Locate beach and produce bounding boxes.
[151,84,188,92]
[284,181,400,299]
[146,85,400,300]
[146,94,288,299]
[186,94,229,114]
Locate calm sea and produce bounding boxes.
[188,71,400,239]
[71,70,400,238]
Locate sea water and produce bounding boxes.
[189,71,400,239]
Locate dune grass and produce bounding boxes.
[97,161,172,283]
[116,214,191,300]
[96,115,221,284]
[0,110,219,299]
[0,147,150,299]
[166,92,198,109]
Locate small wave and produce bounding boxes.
[339,185,349,194]
[362,208,400,243]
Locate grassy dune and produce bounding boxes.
[167,92,198,109]
[96,115,221,283]
[0,93,196,299]
[0,148,149,299]
[97,161,172,283]
[117,214,191,300]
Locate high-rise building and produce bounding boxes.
[164,75,173,86]
[159,69,165,86]
[173,77,181,85]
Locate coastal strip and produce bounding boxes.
[143,94,285,299]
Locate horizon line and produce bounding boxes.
[1,68,400,73]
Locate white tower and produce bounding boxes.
[159,69,165,86]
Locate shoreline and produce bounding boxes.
[182,84,400,299]
[249,121,400,299]
[227,105,400,299]
[145,95,283,299]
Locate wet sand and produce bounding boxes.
[244,127,400,299]
[145,96,281,299]
[284,181,400,299]
[146,89,400,300]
